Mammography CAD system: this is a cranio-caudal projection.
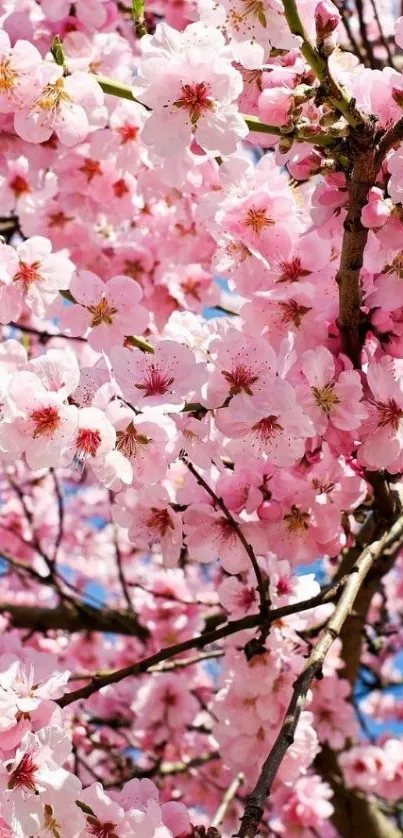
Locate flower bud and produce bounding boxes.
[315,0,341,38]
[392,86,403,108]
[258,87,295,128]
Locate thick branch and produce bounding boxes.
[0,601,150,640]
[336,134,378,365]
[57,582,346,708]
[236,515,403,838]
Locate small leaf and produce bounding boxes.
[125,335,154,353]
[257,7,267,27]
[60,289,77,304]
[131,0,148,36]
[51,35,66,67]
[76,800,95,816]
[132,0,145,20]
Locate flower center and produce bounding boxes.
[113,178,130,198]
[312,478,336,495]
[76,428,102,458]
[43,804,61,838]
[241,0,267,25]
[244,206,275,235]
[222,364,259,396]
[13,260,42,287]
[181,277,202,300]
[386,252,403,278]
[116,422,150,457]
[173,82,215,124]
[86,816,119,838]
[135,365,175,397]
[79,158,103,182]
[8,752,38,791]
[48,211,75,229]
[30,405,61,438]
[10,174,30,197]
[252,415,283,440]
[35,77,72,112]
[124,259,144,281]
[216,517,237,544]
[312,382,340,413]
[0,58,18,92]
[147,508,174,537]
[88,298,118,327]
[276,576,293,596]
[279,299,312,327]
[284,506,310,533]
[118,123,139,144]
[277,257,311,283]
[373,397,403,431]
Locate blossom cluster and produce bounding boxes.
[0,0,403,835]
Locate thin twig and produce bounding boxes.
[51,469,64,563]
[368,0,396,67]
[354,0,380,68]
[69,650,224,681]
[281,0,368,126]
[212,773,244,828]
[181,456,270,618]
[57,580,347,707]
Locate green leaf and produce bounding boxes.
[132,0,145,21]
[51,35,66,67]
[131,0,147,36]
[60,289,76,303]
[76,800,95,816]
[125,335,154,353]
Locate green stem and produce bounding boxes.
[94,75,337,147]
[95,74,142,104]
[281,0,367,128]
[244,114,337,146]
[125,335,154,353]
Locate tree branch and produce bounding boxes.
[0,601,150,639]
[235,515,403,838]
[181,456,270,618]
[57,581,347,708]
[212,773,244,828]
[281,0,368,126]
[336,131,378,365]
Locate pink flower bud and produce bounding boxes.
[361,190,391,228]
[315,0,341,38]
[392,86,403,108]
[258,87,294,128]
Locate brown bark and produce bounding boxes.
[336,130,378,366]
[0,601,149,640]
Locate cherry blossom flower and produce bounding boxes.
[0,371,78,469]
[298,346,367,435]
[136,23,247,164]
[184,502,267,573]
[61,271,149,352]
[113,486,183,566]
[14,64,107,146]
[0,235,75,321]
[359,358,403,470]
[0,30,42,113]
[111,341,205,410]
